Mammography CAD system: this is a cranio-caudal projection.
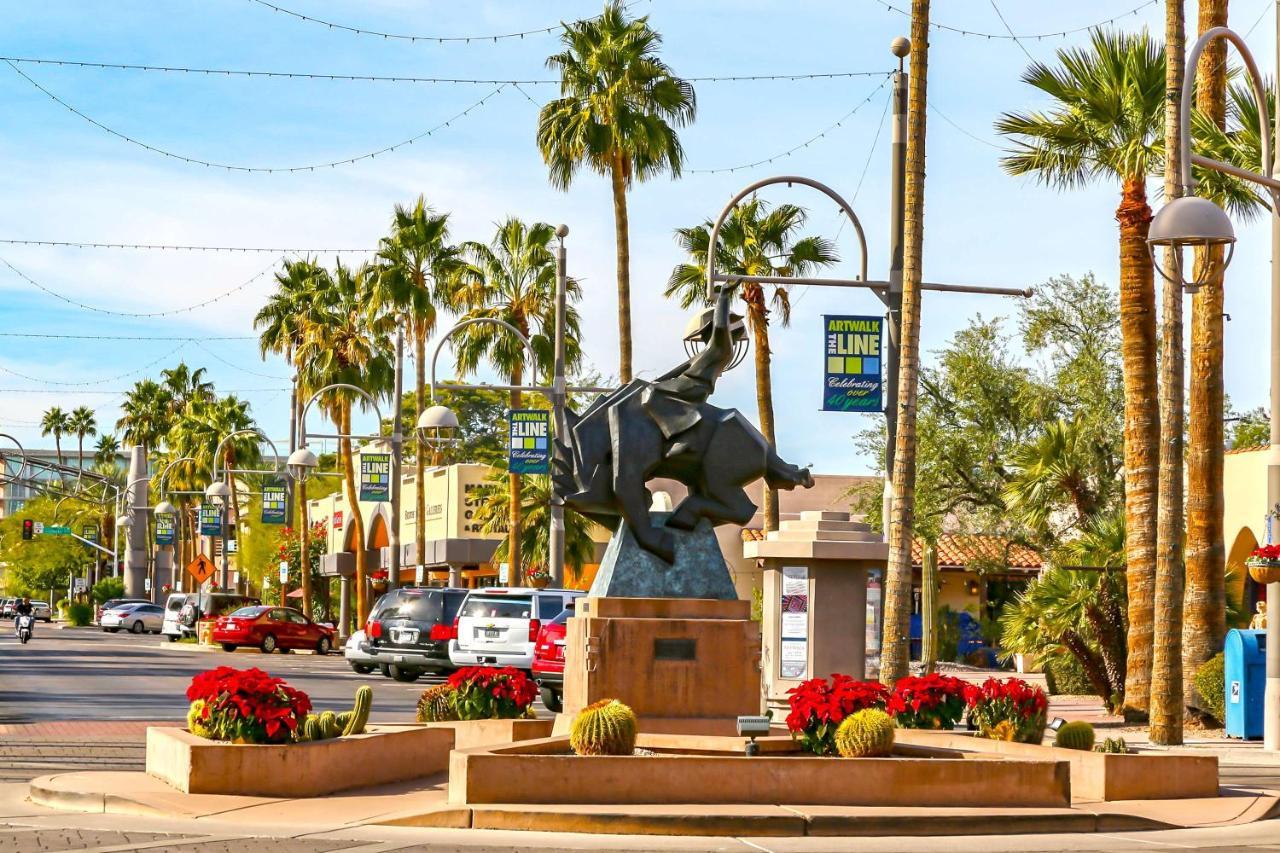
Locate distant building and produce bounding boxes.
[0,448,125,519]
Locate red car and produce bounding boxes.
[213,606,336,655]
[531,609,570,712]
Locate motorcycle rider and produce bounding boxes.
[14,597,33,638]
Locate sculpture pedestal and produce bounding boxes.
[560,597,762,734]
[588,514,737,600]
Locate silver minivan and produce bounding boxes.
[448,587,583,671]
[161,593,188,641]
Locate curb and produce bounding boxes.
[158,643,331,656]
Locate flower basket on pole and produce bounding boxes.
[1247,544,1280,585]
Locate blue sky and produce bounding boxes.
[0,0,1274,474]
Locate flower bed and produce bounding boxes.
[886,673,968,729]
[186,666,310,744]
[419,666,539,722]
[785,674,889,755]
[965,677,1048,743]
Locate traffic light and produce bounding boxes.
[21,519,33,541]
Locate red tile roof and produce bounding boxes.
[1227,444,1267,455]
[741,528,1041,571]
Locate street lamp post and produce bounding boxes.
[207,429,284,591]
[1147,23,1277,748]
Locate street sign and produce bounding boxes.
[155,513,175,546]
[33,522,44,535]
[508,409,551,474]
[279,561,289,584]
[43,525,72,536]
[82,525,98,543]
[199,504,222,537]
[144,577,151,593]
[359,453,391,502]
[186,554,217,585]
[73,577,87,592]
[261,479,287,524]
[822,315,883,412]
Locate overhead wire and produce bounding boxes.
[2,58,506,173]
[870,0,1158,40]
[0,342,187,386]
[0,238,373,253]
[191,340,291,381]
[0,332,255,341]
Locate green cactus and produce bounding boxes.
[1053,721,1096,751]
[834,709,896,757]
[1095,736,1128,754]
[570,699,638,756]
[317,710,340,739]
[417,684,459,722]
[342,686,372,736]
[187,700,213,739]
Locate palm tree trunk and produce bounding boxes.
[415,328,427,579]
[881,0,930,686]
[1118,175,1160,722]
[55,435,63,467]
[1150,0,1186,746]
[610,152,633,383]
[508,369,524,588]
[747,296,780,532]
[340,403,368,622]
[1185,0,1229,714]
[226,448,243,594]
[77,435,84,470]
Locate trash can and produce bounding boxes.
[1225,628,1266,740]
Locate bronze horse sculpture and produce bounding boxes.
[552,285,814,564]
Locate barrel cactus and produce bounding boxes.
[1095,736,1128,754]
[1053,721,1095,751]
[417,683,459,722]
[342,686,372,736]
[569,699,638,756]
[834,709,896,757]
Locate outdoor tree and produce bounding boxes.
[0,498,94,597]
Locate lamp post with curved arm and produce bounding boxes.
[205,429,284,592]
[1146,23,1280,749]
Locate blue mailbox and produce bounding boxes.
[1225,629,1266,740]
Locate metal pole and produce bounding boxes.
[882,49,908,548]
[389,326,404,591]
[1266,0,1280,752]
[550,225,569,588]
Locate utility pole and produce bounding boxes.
[882,37,909,540]
[550,225,569,587]
[389,326,404,592]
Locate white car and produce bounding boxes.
[161,593,188,641]
[344,629,379,674]
[448,587,583,671]
[101,602,165,634]
[30,601,52,622]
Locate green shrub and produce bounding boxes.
[1043,653,1093,696]
[1193,653,1225,724]
[66,602,93,626]
[90,577,124,605]
[1053,721,1095,751]
[834,709,895,757]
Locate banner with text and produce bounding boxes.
[823,315,883,412]
[508,409,550,474]
[198,504,222,537]
[155,513,175,545]
[261,480,287,525]
[359,453,391,502]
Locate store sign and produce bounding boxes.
[198,504,222,537]
[155,513,176,545]
[508,409,550,474]
[332,511,344,531]
[261,480,287,525]
[359,453,391,502]
[823,315,883,412]
[779,566,810,679]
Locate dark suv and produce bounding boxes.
[362,587,467,682]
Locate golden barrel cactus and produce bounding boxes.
[834,709,895,758]
[569,699,638,756]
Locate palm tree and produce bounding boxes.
[256,257,326,614]
[996,29,1165,720]
[1002,417,1119,546]
[450,218,583,587]
[295,261,394,624]
[40,407,70,466]
[160,363,215,417]
[93,433,120,466]
[371,197,461,583]
[473,471,596,584]
[117,379,173,458]
[880,0,931,686]
[67,406,97,471]
[666,199,839,533]
[538,0,695,383]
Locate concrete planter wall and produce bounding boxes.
[448,736,1072,808]
[147,725,454,797]
[894,730,1219,801]
[420,718,553,750]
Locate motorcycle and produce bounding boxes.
[16,614,33,644]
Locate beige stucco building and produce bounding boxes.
[1224,445,1276,612]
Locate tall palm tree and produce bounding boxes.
[666,198,838,532]
[93,433,120,466]
[996,29,1165,720]
[371,197,461,583]
[116,379,173,458]
[67,406,97,471]
[473,471,596,584]
[450,218,583,587]
[880,0,931,686]
[256,257,326,614]
[160,363,215,417]
[40,407,70,466]
[295,261,394,624]
[538,0,695,383]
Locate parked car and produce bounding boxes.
[160,593,188,641]
[101,602,165,634]
[30,601,52,623]
[0,598,17,617]
[96,598,151,625]
[178,593,261,639]
[448,587,584,672]
[212,606,336,654]
[361,587,467,682]
[531,607,572,712]
[344,629,378,674]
